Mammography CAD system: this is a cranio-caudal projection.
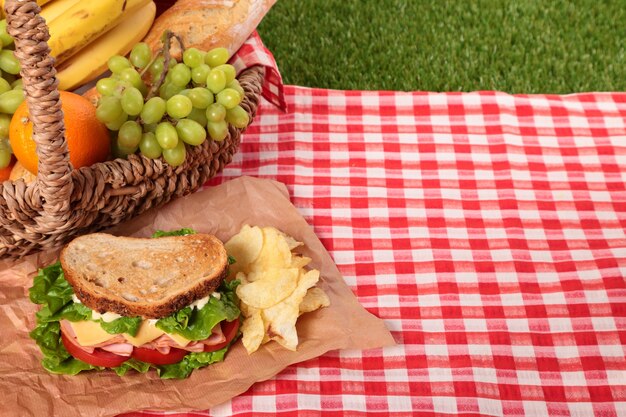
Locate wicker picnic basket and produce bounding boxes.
[1,0,264,259]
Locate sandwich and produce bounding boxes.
[29,229,241,379]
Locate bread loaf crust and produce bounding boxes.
[60,233,229,319]
[143,0,276,58]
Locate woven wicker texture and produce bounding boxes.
[1,0,263,259]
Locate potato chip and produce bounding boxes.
[283,234,303,250]
[225,225,263,276]
[290,256,312,269]
[236,268,299,309]
[249,227,292,272]
[299,287,330,315]
[241,310,265,354]
[235,271,249,285]
[230,224,330,354]
[263,269,320,351]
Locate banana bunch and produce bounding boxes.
[0,0,156,90]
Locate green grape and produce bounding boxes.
[149,56,165,79]
[96,96,124,123]
[143,123,157,133]
[11,78,22,90]
[191,64,210,85]
[176,118,206,146]
[204,47,229,67]
[0,89,23,113]
[206,68,226,94]
[105,111,128,131]
[225,105,250,129]
[118,120,142,148]
[120,87,144,116]
[119,67,145,90]
[140,96,166,124]
[183,47,204,68]
[159,82,182,100]
[2,73,15,85]
[227,79,245,97]
[155,122,178,149]
[207,120,228,141]
[139,131,162,159]
[205,102,226,122]
[187,87,213,109]
[0,146,11,169]
[112,139,138,159]
[0,50,20,74]
[162,140,186,166]
[187,107,208,127]
[216,88,241,109]
[214,64,236,84]
[130,42,152,69]
[169,63,191,87]
[166,94,192,119]
[178,89,191,96]
[0,113,10,137]
[0,78,10,95]
[108,55,131,74]
[96,78,118,96]
[0,21,13,48]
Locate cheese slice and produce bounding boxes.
[69,319,193,347]
[69,320,117,346]
[168,332,192,347]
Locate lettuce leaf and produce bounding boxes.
[152,228,196,238]
[157,344,230,379]
[113,358,151,376]
[35,301,92,323]
[156,280,240,340]
[99,316,143,336]
[29,321,100,375]
[29,262,74,314]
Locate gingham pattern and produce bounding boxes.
[231,31,286,110]
[121,43,626,416]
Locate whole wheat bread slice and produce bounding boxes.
[60,233,228,319]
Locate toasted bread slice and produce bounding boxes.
[60,233,228,319]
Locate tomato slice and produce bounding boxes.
[61,332,129,368]
[204,319,240,352]
[130,319,240,364]
[132,346,189,365]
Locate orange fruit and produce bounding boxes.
[9,91,110,174]
[0,156,15,182]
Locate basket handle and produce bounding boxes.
[5,0,73,217]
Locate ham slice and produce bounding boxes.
[59,320,227,356]
[99,343,134,356]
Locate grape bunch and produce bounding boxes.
[0,19,25,169]
[95,39,249,167]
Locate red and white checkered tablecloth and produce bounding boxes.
[124,34,626,417]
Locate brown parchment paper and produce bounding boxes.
[0,176,395,417]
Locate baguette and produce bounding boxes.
[60,233,228,319]
[143,0,276,59]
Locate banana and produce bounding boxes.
[0,0,79,33]
[47,0,151,65]
[0,0,54,10]
[40,0,81,25]
[56,2,156,91]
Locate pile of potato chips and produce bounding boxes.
[225,225,330,353]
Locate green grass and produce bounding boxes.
[257,0,626,93]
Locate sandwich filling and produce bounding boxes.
[59,297,228,357]
[30,259,241,379]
